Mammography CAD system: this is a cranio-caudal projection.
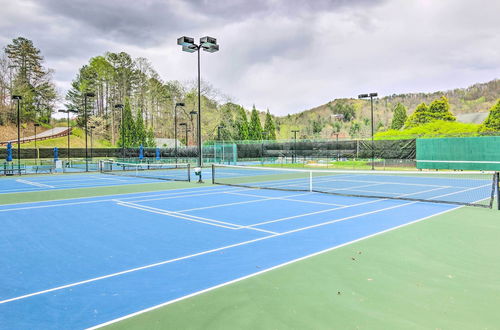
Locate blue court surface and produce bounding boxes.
[0,183,462,329]
[0,173,186,194]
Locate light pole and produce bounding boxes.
[90,125,96,159]
[358,93,378,170]
[179,122,188,147]
[174,102,185,165]
[115,104,124,160]
[59,109,78,162]
[189,110,197,164]
[333,133,339,161]
[291,130,299,164]
[178,36,219,183]
[261,131,268,163]
[217,125,224,164]
[12,95,22,174]
[84,92,95,171]
[34,123,40,164]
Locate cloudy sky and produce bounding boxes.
[1,0,499,115]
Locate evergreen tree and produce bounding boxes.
[248,106,263,140]
[390,103,407,130]
[117,99,135,148]
[217,103,238,140]
[405,103,430,128]
[235,107,249,140]
[428,96,456,122]
[5,37,57,123]
[405,97,455,128]
[480,99,500,132]
[135,108,146,147]
[264,110,277,140]
[146,126,156,147]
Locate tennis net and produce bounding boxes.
[100,161,191,181]
[212,164,500,209]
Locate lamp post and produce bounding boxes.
[179,122,188,146]
[115,104,124,160]
[333,133,340,161]
[90,125,96,159]
[174,102,185,164]
[83,92,95,171]
[58,109,78,162]
[12,95,22,174]
[189,110,197,163]
[217,125,224,164]
[261,131,268,163]
[34,123,40,164]
[178,36,219,183]
[358,92,378,170]
[291,130,299,163]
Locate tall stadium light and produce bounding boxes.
[90,125,96,159]
[12,95,22,174]
[174,102,185,165]
[291,130,299,164]
[83,92,95,171]
[34,123,41,164]
[115,104,125,160]
[179,122,188,146]
[59,109,78,162]
[178,35,219,182]
[358,92,378,170]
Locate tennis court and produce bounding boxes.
[1,164,499,329]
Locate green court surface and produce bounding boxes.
[104,206,500,330]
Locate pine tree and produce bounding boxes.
[235,107,249,140]
[405,103,430,128]
[217,103,237,140]
[390,103,407,130]
[5,37,57,123]
[146,126,156,147]
[248,106,263,140]
[135,108,146,146]
[480,99,500,132]
[264,109,277,140]
[117,99,135,148]
[428,96,456,122]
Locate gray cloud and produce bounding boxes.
[1,0,499,115]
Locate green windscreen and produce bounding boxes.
[417,137,500,170]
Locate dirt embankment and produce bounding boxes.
[0,123,43,142]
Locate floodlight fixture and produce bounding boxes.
[12,95,22,100]
[176,102,185,107]
[85,92,95,97]
[189,110,198,116]
[358,94,369,99]
[114,104,124,109]
[182,45,197,53]
[200,36,217,47]
[369,93,378,97]
[177,36,194,46]
[202,44,219,53]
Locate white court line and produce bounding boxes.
[15,179,54,189]
[245,186,450,228]
[0,194,430,306]
[87,204,462,330]
[115,201,278,235]
[0,187,240,213]
[225,191,346,207]
[176,192,314,212]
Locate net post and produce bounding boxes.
[188,163,191,182]
[212,164,215,184]
[496,172,499,211]
[309,171,312,192]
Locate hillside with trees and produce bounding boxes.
[1,36,499,147]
